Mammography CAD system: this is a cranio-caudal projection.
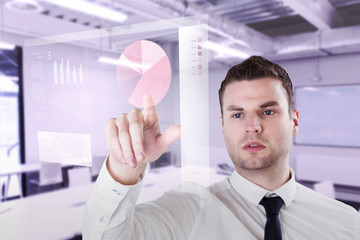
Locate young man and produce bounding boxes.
[83,56,360,239]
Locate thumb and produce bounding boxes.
[158,125,181,148]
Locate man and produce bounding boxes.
[83,56,360,239]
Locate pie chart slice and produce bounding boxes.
[116,40,172,108]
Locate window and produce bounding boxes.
[0,46,23,199]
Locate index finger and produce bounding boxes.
[142,94,159,124]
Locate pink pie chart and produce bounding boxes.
[116,40,172,108]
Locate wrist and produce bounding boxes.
[107,155,147,185]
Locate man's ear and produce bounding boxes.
[292,110,299,136]
[220,116,224,134]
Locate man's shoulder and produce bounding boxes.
[209,177,231,193]
[295,182,359,216]
[154,178,230,205]
[167,178,229,196]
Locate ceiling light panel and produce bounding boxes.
[40,0,128,22]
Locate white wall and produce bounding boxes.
[279,53,360,186]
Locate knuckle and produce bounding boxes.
[119,113,127,118]
[106,118,115,126]
[128,111,143,124]
[116,113,127,123]
[145,115,157,123]
[129,108,140,115]
[105,118,117,133]
[115,116,129,130]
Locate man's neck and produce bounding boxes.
[236,164,291,191]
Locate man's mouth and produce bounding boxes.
[243,142,265,152]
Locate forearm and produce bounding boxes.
[82,159,143,239]
[83,156,190,240]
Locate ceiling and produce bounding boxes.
[2,0,360,64]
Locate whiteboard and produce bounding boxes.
[295,84,360,148]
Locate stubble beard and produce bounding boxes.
[228,144,289,172]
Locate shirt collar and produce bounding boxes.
[229,168,297,207]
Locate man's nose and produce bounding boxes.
[245,114,262,134]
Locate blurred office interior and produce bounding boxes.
[1,0,360,239]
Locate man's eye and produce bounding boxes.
[233,113,243,118]
[264,110,275,115]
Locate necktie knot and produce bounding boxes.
[260,196,283,216]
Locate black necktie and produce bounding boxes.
[260,196,284,240]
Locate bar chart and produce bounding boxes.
[53,59,84,85]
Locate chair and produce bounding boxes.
[313,180,335,199]
[38,162,63,186]
[29,162,63,194]
[67,167,91,188]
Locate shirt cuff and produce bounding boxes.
[92,156,144,205]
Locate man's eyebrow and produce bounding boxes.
[226,101,279,111]
[259,101,279,108]
[227,105,244,111]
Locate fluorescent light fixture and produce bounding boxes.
[303,87,318,92]
[98,56,150,73]
[203,41,250,59]
[5,0,43,13]
[278,45,317,55]
[97,56,119,65]
[0,41,16,50]
[41,0,127,22]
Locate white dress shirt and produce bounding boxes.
[83,162,360,240]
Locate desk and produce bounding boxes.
[0,166,228,240]
[0,184,93,240]
[0,163,40,199]
[0,162,78,200]
[0,163,41,177]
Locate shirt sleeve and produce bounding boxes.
[82,158,205,240]
[82,158,143,240]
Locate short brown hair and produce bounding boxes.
[218,56,294,116]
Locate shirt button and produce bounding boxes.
[112,189,124,196]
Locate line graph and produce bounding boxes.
[49,91,92,121]
[37,131,92,167]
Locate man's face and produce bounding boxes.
[220,78,299,173]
